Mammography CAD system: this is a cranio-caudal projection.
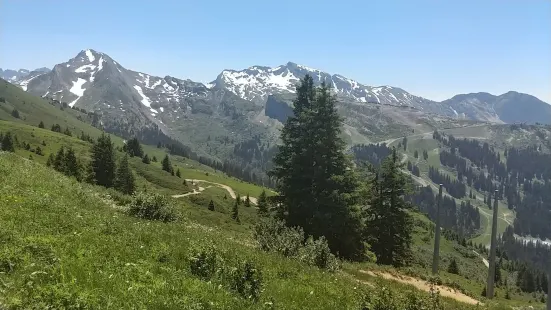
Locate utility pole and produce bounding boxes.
[487,190,499,298]
[432,184,443,274]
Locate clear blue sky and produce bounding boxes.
[1,0,550,102]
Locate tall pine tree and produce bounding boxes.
[231,200,240,223]
[269,75,364,260]
[1,132,15,152]
[162,154,172,172]
[364,148,413,267]
[114,154,136,195]
[257,190,268,216]
[88,133,116,188]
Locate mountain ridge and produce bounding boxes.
[8,48,551,126]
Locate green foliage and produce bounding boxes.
[364,148,413,267]
[176,168,181,178]
[141,153,150,164]
[11,108,20,118]
[447,258,460,275]
[244,193,251,207]
[123,137,144,157]
[189,246,224,280]
[270,75,364,260]
[189,247,263,302]
[46,146,82,181]
[253,218,339,271]
[63,127,72,136]
[114,154,136,195]
[1,131,15,152]
[88,133,116,188]
[152,155,157,162]
[208,199,215,211]
[50,123,61,132]
[257,190,269,216]
[228,260,263,301]
[232,200,240,223]
[38,121,45,128]
[128,192,177,222]
[161,154,172,173]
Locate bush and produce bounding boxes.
[128,192,177,222]
[228,260,263,301]
[298,236,339,271]
[254,218,339,271]
[189,246,224,280]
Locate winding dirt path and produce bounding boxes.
[359,270,481,305]
[172,179,257,205]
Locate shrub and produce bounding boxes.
[189,246,224,280]
[254,218,339,271]
[128,192,177,222]
[228,260,262,301]
[298,236,339,272]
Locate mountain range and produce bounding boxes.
[3,49,550,166]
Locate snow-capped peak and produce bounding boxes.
[210,62,421,106]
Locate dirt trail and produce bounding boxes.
[359,270,481,305]
[473,250,489,268]
[172,179,257,205]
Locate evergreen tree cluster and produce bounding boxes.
[269,76,413,266]
[0,132,15,152]
[123,137,144,158]
[47,146,82,181]
[427,166,466,198]
[406,186,480,236]
[86,133,136,194]
[351,143,392,168]
[270,76,367,261]
[406,161,420,177]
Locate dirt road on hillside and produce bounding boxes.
[360,270,481,305]
[172,179,258,204]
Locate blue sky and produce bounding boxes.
[2,0,550,102]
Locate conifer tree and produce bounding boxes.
[142,154,150,164]
[64,147,81,181]
[162,154,172,172]
[38,121,45,129]
[269,75,363,260]
[11,109,20,118]
[447,258,460,274]
[257,190,268,216]
[88,133,116,188]
[364,148,413,267]
[123,137,144,157]
[208,199,215,211]
[244,194,251,207]
[63,127,72,136]
[223,193,227,200]
[46,153,54,167]
[1,132,15,152]
[114,154,135,195]
[176,168,181,178]
[152,155,157,162]
[231,200,240,223]
[236,193,241,205]
[53,146,66,172]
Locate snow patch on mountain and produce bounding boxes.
[69,78,87,107]
[98,57,104,71]
[133,85,152,107]
[75,64,97,73]
[85,49,95,62]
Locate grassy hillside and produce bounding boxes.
[0,152,492,309]
[1,80,546,309]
